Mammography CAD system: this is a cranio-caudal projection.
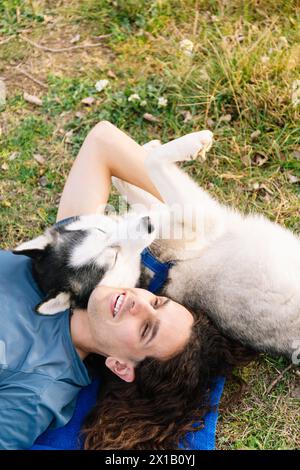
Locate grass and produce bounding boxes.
[0,0,299,449]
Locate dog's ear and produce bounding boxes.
[13,234,49,259]
[35,291,71,315]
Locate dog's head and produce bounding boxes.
[13,213,156,315]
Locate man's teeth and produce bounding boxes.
[113,294,125,316]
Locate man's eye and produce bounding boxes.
[152,297,160,309]
[141,323,150,338]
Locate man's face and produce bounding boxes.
[87,286,194,365]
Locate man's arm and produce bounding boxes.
[57,121,162,221]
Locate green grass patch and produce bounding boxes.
[0,0,45,35]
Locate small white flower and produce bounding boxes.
[261,55,270,64]
[95,79,109,92]
[291,80,300,107]
[128,93,141,102]
[158,96,168,108]
[140,100,147,106]
[179,39,194,57]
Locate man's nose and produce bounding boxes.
[128,298,154,318]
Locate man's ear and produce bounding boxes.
[105,357,135,383]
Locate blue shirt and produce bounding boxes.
[0,250,91,450]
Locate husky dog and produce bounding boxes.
[14,213,156,314]
[14,132,300,361]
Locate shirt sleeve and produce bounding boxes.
[0,374,80,450]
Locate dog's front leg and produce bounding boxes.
[145,131,227,242]
[144,132,218,208]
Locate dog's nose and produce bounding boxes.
[141,216,154,234]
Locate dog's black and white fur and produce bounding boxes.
[14,131,300,361]
[14,212,155,314]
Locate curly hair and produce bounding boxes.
[81,307,257,450]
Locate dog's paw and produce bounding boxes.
[156,130,213,163]
[193,130,213,162]
[183,130,213,162]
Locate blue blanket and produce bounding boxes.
[30,377,225,450]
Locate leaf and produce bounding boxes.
[181,110,192,123]
[219,114,232,123]
[81,96,95,106]
[39,176,48,187]
[207,118,215,128]
[33,154,46,165]
[252,152,269,166]
[43,15,55,24]
[143,113,160,122]
[287,172,300,184]
[107,70,117,79]
[23,92,43,106]
[250,130,261,141]
[241,145,252,167]
[95,79,109,92]
[9,151,19,161]
[75,111,85,118]
[70,34,80,44]
[65,130,73,144]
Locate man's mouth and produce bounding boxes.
[111,293,126,317]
